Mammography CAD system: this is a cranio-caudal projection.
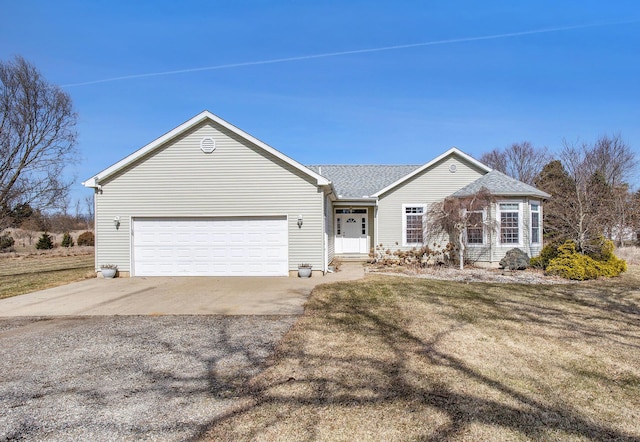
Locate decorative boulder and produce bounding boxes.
[499,248,530,270]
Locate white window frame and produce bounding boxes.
[530,201,541,245]
[497,201,523,246]
[402,204,426,246]
[465,209,486,246]
[335,208,368,237]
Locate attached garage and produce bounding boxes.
[132,217,288,276]
[84,111,330,277]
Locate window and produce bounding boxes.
[530,203,540,244]
[466,211,484,245]
[499,203,520,244]
[403,205,426,245]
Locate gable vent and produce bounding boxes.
[200,137,216,153]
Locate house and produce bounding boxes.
[83,110,550,277]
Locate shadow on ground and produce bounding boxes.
[196,271,640,441]
[0,315,297,441]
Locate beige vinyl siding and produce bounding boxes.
[465,199,544,265]
[377,154,486,251]
[95,121,325,273]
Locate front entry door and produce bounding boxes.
[335,209,368,254]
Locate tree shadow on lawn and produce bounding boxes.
[0,315,295,442]
[196,276,640,441]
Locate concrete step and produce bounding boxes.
[334,254,370,262]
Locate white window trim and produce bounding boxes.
[402,204,427,246]
[465,208,487,247]
[497,201,523,247]
[530,200,541,245]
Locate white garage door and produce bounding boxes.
[132,217,288,276]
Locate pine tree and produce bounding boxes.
[61,232,74,247]
[35,232,54,250]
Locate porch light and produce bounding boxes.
[113,216,121,229]
[297,215,303,227]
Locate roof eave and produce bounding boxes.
[333,197,378,204]
[455,191,551,199]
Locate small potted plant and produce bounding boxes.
[100,264,117,279]
[298,263,312,278]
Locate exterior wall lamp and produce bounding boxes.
[297,215,303,228]
[113,216,121,229]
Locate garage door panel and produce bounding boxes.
[133,217,288,276]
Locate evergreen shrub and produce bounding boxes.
[61,232,74,247]
[530,241,561,269]
[36,232,54,250]
[0,234,15,251]
[545,240,627,280]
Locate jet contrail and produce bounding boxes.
[62,19,638,88]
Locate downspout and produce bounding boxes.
[93,185,99,273]
[374,199,379,253]
[323,193,327,274]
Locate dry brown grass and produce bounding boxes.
[617,246,640,265]
[0,251,95,299]
[201,266,640,441]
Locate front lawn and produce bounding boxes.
[202,267,640,441]
[0,252,95,299]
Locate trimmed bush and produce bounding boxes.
[546,240,627,280]
[499,248,530,270]
[77,231,95,246]
[36,232,54,250]
[0,234,15,251]
[61,232,74,247]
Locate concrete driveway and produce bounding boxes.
[0,263,365,316]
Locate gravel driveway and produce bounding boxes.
[0,315,297,441]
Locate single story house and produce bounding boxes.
[83,110,550,277]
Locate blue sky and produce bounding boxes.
[2,1,639,206]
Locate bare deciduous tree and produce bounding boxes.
[428,188,494,269]
[84,195,94,229]
[481,142,550,185]
[584,134,637,188]
[0,56,78,229]
[536,137,637,252]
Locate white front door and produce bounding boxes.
[335,209,368,254]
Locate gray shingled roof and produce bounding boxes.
[452,170,551,198]
[307,165,421,199]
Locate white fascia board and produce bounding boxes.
[493,191,552,198]
[332,198,378,206]
[83,110,330,188]
[371,147,492,197]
